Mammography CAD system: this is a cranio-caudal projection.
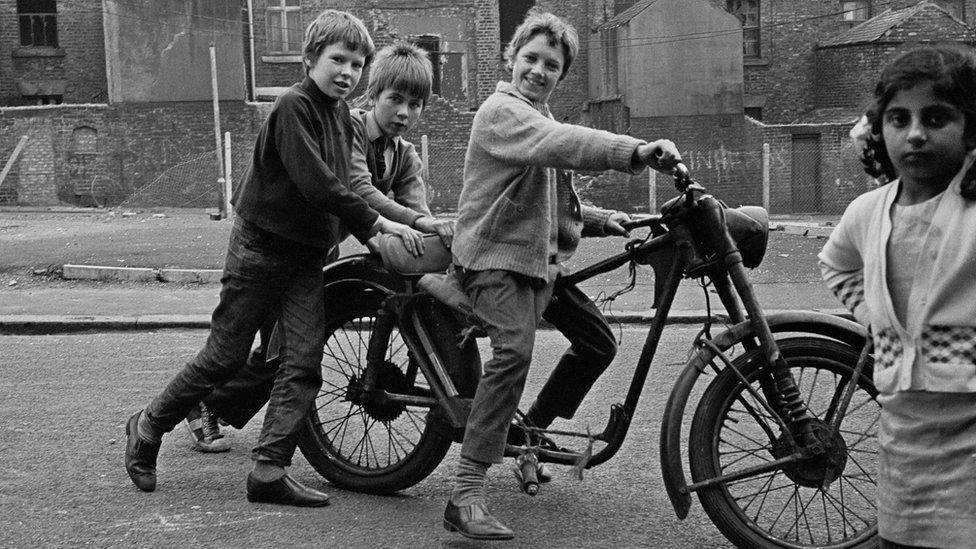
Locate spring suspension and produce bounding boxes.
[770,356,823,453]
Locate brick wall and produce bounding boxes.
[408,95,475,212]
[759,122,876,214]
[0,0,107,105]
[740,0,976,123]
[0,102,265,208]
[571,115,763,213]
[815,8,976,111]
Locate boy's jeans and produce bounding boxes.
[144,217,326,466]
[458,269,616,464]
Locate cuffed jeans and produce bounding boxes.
[459,269,616,464]
[144,217,327,466]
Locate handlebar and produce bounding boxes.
[671,162,695,192]
[620,215,662,231]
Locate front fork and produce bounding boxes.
[695,195,819,450]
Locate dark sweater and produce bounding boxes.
[233,77,379,249]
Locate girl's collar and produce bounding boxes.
[960,150,976,199]
[948,149,976,199]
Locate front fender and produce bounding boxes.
[659,311,867,519]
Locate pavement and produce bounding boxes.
[0,209,848,334]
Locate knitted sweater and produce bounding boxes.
[453,81,644,280]
[818,152,976,393]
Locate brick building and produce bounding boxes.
[1,0,974,213]
[585,0,976,213]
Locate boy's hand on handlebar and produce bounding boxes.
[414,216,455,248]
[377,217,425,257]
[637,139,681,173]
[604,212,632,237]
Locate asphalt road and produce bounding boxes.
[0,326,732,548]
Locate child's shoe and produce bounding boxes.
[183,403,231,453]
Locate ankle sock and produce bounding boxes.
[251,462,286,483]
[450,456,489,507]
[136,410,164,444]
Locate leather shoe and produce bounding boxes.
[443,500,514,541]
[125,411,160,492]
[246,473,330,507]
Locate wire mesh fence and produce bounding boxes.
[1,129,880,216]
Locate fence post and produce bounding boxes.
[762,142,771,213]
[224,131,233,218]
[0,135,29,190]
[421,134,429,184]
[647,168,657,214]
[210,42,226,217]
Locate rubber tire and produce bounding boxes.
[298,281,478,494]
[689,337,879,549]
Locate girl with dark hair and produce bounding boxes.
[820,45,976,548]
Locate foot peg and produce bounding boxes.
[514,450,540,496]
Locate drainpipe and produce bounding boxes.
[247,0,257,101]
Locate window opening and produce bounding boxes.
[841,1,870,27]
[727,0,760,58]
[17,0,58,48]
[266,0,301,54]
[412,35,442,96]
[498,0,533,54]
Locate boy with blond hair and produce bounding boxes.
[443,12,679,539]
[123,9,421,507]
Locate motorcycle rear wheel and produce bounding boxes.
[298,283,473,494]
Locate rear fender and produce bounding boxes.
[659,311,867,519]
[322,253,402,292]
[267,254,400,364]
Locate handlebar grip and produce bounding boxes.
[620,215,662,231]
[673,162,689,179]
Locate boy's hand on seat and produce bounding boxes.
[414,216,455,248]
[604,212,632,237]
[638,139,681,173]
[377,217,426,257]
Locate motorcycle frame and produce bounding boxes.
[336,187,868,520]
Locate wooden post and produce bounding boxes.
[421,134,430,183]
[647,168,657,214]
[210,42,226,217]
[0,135,29,189]
[762,142,771,212]
[224,131,233,218]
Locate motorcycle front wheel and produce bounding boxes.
[689,337,879,549]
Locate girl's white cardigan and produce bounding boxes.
[819,152,976,394]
